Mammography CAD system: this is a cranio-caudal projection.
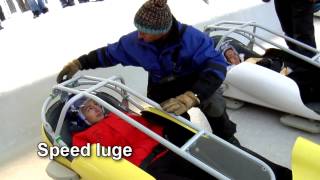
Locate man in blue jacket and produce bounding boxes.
[57,0,238,145]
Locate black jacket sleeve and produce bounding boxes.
[78,47,108,70]
[191,71,223,102]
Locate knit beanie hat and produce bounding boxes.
[219,41,240,64]
[134,0,173,35]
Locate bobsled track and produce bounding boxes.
[0,0,319,179]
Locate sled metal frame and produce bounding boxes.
[204,21,320,68]
[41,75,275,180]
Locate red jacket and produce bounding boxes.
[72,112,164,166]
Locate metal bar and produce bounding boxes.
[54,93,85,142]
[82,75,120,82]
[253,23,318,53]
[215,21,255,49]
[107,80,212,133]
[81,75,129,103]
[181,130,205,151]
[312,53,320,63]
[79,80,141,111]
[59,75,82,86]
[209,21,318,53]
[41,96,55,139]
[207,21,319,54]
[211,28,266,51]
[208,25,320,68]
[126,96,145,111]
[108,80,162,109]
[76,79,144,111]
[248,25,257,50]
[41,96,52,124]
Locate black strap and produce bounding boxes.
[206,62,227,76]
[139,144,166,170]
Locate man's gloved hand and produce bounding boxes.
[160,91,200,115]
[56,59,81,83]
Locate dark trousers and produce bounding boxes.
[262,48,320,103]
[198,88,236,140]
[147,147,292,180]
[274,0,316,57]
[147,76,236,141]
[0,5,5,21]
[60,0,75,6]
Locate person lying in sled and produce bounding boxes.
[68,97,292,180]
[219,41,289,74]
[220,41,320,103]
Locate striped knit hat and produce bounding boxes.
[134,0,172,35]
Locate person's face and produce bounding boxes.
[138,31,166,42]
[225,49,241,65]
[80,100,104,124]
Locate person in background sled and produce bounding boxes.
[57,0,239,145]
[219,41,288,74]
[220,42,320,103]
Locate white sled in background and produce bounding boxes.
[204,21,320,133]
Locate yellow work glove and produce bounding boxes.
[56,59,81,83]
[161,91,200,115]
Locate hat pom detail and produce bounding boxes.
[153,0,167,7]
[134,0,172,35]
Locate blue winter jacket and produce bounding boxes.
[78,20,227,101]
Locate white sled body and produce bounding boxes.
[223,62,320,121]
